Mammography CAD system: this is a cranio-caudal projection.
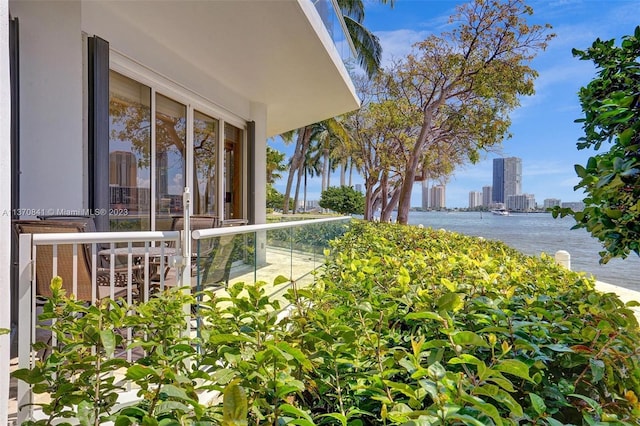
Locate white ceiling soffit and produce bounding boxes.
[85,0,360,137]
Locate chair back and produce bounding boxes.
[197,234,236,289]
[171,215,218,253]
[14,221,94,301]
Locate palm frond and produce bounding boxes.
[344,17,382,78]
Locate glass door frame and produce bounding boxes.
[110,52,247,230]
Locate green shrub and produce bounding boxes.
[292,221,640,425]
[13,221,640,425]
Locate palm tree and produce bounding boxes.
[280,0,393,212]
[338,0,394,78]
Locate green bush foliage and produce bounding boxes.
[552,26,640,262]
[14,222,640,425]
[319,186,365,215]
[294,222,640,425]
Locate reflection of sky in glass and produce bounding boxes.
[312,0,356,66]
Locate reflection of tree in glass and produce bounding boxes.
[193,117,218,214]
[109,95,151,168]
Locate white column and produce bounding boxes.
[0,0,12,423]
[250,102,267,266]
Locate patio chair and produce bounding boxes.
[14,220,141,302]
[170,215,218,277]
[196,234,237,291]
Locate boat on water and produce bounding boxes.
[491,209,510,216]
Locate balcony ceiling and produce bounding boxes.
[83,0,360,137]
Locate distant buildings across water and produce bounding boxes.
[462,157,584,212]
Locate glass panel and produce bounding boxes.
[155,94,186,230]
[224,123,244,220]
[312,0,356,68]
[109,71,151,231]
[193,111,219,217]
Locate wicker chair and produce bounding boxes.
[14,221,141,302]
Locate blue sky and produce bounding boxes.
[269,0,640,208]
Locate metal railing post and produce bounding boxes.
[17,233,34,424]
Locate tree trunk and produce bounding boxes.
[397,149,422,224]
[381,187,400,223]
[283,129,304,213]
[283,127,311,213]
[397,107,438,224]
[303,170,307,213]
[321,148,328,193]
[364,177,377,220]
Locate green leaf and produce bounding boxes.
[100,329,116,358]
[222,380,248,426]
[451,331,488,347]
[437,292,464,312]
[77,400,95,426]
[405,311,444,322]
[273,275,289,286]
[160,384,189,400]
[590,359,605,383]
[141,415,159,426]
[494,359,534,382]
[529,393,546,415]
[276,342,314,371]
[126,365,156,381]
[460,393,504,426]
[319,413,347,426]
[278,404,314,423]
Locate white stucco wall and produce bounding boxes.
[10,0,85,216]
[81,1,252,122]
[0,0,11,422]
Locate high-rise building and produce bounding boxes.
[109,151,137,187]
[493,157,522,203]
[421,181,429,210]
[561,201,585,211]
[430,185,446,209]
[482,186,492,206]
[469,191,482,209]
[507,194,536,212]
[544,198,561,209]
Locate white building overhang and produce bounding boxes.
[82,0,360,137]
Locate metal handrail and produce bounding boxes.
[193,216,351,239]
[31,230,181,245]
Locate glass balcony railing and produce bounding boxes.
[310,0,357,71]
[193,216,351,305]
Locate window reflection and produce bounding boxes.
[155,94,186,230]
[108,71,151,231]
[224,123,243,220]
[194,111,218,217]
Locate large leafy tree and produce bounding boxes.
[381,0,553,224]
[344,0,552,222]
[553,27,640,262]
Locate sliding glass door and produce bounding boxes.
[108,70,245,231]
[109,71,152,231]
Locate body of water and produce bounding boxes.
[407,211,640,291]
